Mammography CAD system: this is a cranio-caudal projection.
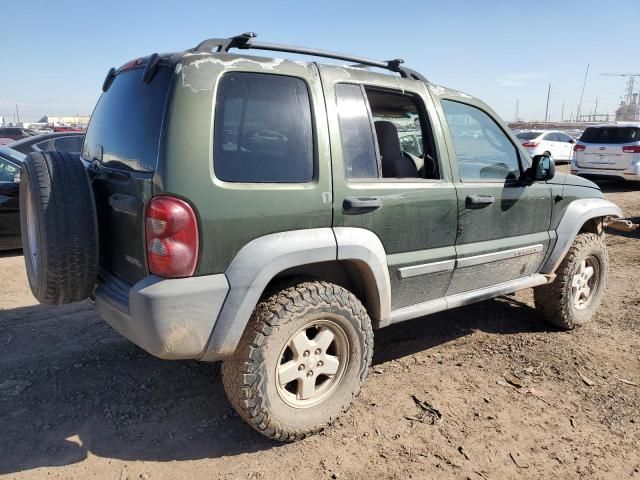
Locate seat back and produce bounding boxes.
[374,121,418,178]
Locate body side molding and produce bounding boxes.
[541,198,621,274]
[398,259,455,279]
[457,244,544,268]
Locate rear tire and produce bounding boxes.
[534,233,608,329]
[222,280,373,441]
[20,151,98,304]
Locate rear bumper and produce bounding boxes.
[571,164,640,181]
[94,273,229,360]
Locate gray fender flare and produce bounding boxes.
[540,198,622,274]
[200,227,391,361]
[333,227,391,327]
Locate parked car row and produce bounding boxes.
[513,124,640,183]
[0,131,85,250]
[0,146,24,250]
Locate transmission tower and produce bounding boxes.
[601,72,640,121]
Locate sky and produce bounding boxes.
[2,0,639,123]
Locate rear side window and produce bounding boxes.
[214,72,314,183]
[82,67,172,172]
[34,139,52,151]
[515,131,541,140]
[580,126,640,144]
[54,135,83,153]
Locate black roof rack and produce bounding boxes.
[192,32,428,82]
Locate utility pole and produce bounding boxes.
[544,83,551,122]
[515,99,519,122]
[561,101,565,122]
[594,97,598,121]
[577,63,590,122]
[15,104,20,124]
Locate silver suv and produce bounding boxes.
[572,123,640,181]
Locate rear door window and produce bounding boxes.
[580,127,640,144]
[213,72,314,183]
[335,83,379,178]
[82,66,173,172]
[335,84,440,180]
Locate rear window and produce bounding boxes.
[515,131,541,140]
[82,66,172,172]
[580,126,640,144]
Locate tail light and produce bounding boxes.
[522,141,539,148]
[145,196,199,278]
[622,145,640,153]
[574,144,586,152]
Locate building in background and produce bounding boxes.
[615,93,640,122]
[37,115,90,128]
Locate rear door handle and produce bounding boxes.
[466,194,495,209]
[344,196,382,212]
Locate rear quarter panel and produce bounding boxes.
[157,54,333,275]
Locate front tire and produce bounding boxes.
[534,233,608,329]
[222,280,373,441]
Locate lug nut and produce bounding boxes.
[307,370,313,377]
[315,348,321,355]
[303,350,310,357]
[317,360,324,367]
[298,364,305,371]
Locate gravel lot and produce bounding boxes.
[1,171,639,479]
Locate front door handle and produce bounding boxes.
[466,194,495,209]
[344,196,382,212]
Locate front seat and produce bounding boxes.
[374,121,419,178]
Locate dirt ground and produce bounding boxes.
[1,172,639,480]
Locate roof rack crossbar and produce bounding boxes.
[192,32,428,82]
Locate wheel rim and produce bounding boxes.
[275,319,349,408]
[25,182,39,276]
[571,255,599,310]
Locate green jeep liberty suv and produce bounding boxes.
[19,33,627,441]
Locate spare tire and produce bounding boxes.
[20,151,98,304]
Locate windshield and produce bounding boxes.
[580,126,640,144]
[0,146,26,163]
[82,66,172,172]
[515,131,542,140]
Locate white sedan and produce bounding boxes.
[515,130,576,163]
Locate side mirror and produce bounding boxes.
[529,154,555,181]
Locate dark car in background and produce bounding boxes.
[0,127,36,141]
[8,132,84,155]
[0,146,25,250]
